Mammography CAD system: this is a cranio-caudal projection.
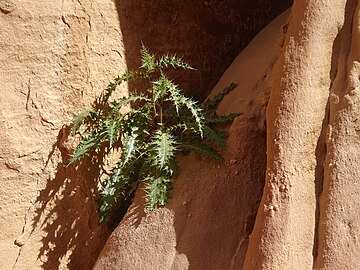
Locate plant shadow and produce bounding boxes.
[31,125,116,269]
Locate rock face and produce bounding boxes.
[94,10,289,270]
[0,1,126,269]
[0,1,291,270]
[3,0,359,269]
[244,0,360,269]
[115,0,292,99]
[96,1,360,269]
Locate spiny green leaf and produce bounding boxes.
[178,140,223,161]
[98,165,133,223]
[186,100,205,137]
[140,45,156,73]
[104,71,146,101]
[106,116,121,146]
[167,84,205,136]
[205,112,241,124]
[167,83,186,113]
[123,106,151,134]
[71,109,94,135]
[152,73,171,101]
[150,129,177,170]
[157,54,194,70]
[122,128,139,164]
[203,125,227,147]
[203,82,238,111]
[110,93,149,113]
[144,176,171,211]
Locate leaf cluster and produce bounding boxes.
[70,45,240,223]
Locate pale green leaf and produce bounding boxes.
[140,45,156,72]
[71,109,93,135]
[150,129,177,169]
[145,176,171,211]
[122,128,139,164]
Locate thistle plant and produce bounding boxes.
[70,45,239,223]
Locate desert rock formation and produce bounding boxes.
[0,0,290,269]
[2,0,359,269]
[0,1,125,269]
[244,1,360,269]
[94,9,288,270]
[96,1,360,269]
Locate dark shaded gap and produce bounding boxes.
[114,0,293,101]
[313,99,329,262]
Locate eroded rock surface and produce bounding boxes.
[244,0,360,269]
[0,1,125,269]
[0,1,291,269]
[94,10,289,270]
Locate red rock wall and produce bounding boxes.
[0,1,292,269]
[244,0,360,269]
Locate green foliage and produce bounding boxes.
[70,45,239,223]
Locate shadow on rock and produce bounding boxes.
[31,125,113,269]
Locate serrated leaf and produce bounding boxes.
[186,100,205,137]
[110,93,149,113]
[122,128,139,164]
[71,109,93,135]
[157,54,194,70]
[167,83,186,113]
[123,106,151,134]
[167,84,205,136]
[140,45,156,72]
[106,117,121,146]
[203,125,227,147]
[152,73,171,101]
[98,164,136,223]
[144,176,171,211]
[203,82,238,110]
[205,112,241,124]
[150,129,177,170]
[104,71,146,101]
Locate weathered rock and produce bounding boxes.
[244,0,360,269]
[6,0,360,269]
[0,0,16,14]
[0,1,292,269]
[94,10,290,270]
[0,1,126,269]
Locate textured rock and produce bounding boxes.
[244,0,360,269]
[4,0,360,269]
[0,1,292,269]
[0,1,126,269]
[314,0,360,268]
[94,10,289,270]
[115,0,292,100]
[96,1,360,269]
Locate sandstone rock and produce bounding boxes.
[244,0,360,269]
[0,1,126,269]
[0,0,15,14]
[0,1,292,269]
[94,10,290,270]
